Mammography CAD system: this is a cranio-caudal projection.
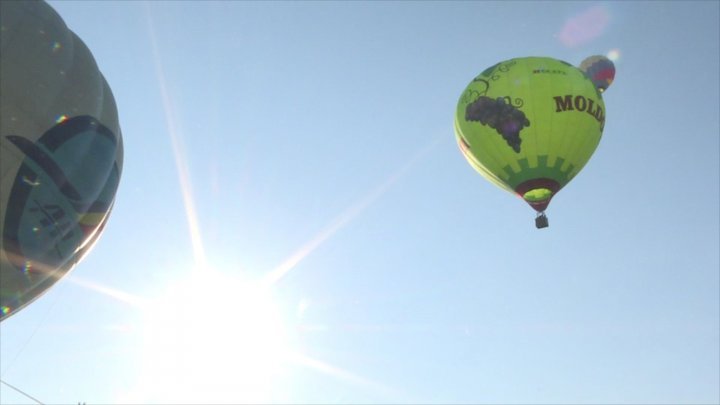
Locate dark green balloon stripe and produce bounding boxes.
[502,155,575,189]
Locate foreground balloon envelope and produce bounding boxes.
[454,56,612,226]
[0,1,123,320]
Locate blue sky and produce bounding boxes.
[1,1,718,404]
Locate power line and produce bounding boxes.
[0,378,44,405]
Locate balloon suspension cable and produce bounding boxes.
[0,379,44,405]
[535,211,549,229]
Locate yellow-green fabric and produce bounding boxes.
[455,57,606,211]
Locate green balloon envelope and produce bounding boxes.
[454,57,606,212]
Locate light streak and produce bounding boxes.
[145,3,207,273]
[264,136,444,286]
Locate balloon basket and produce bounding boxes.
[535,212,549,229]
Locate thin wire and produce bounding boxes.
[0,283,66,377]
[0,378,44,404]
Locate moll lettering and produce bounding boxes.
[553,95,605,126]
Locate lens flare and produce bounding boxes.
[558,5,611,47]
[607,49,621,62]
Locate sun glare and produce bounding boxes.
[131,270,290,404]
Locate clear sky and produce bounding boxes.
[1,1,718,404]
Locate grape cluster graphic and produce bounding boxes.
[465,96,530,153]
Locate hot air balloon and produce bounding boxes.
[454,56,614,228]
[0,0,123,320]
[580,55,616,93]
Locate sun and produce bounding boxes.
[129,269,291,404]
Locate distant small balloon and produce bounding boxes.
[580,55,616,92]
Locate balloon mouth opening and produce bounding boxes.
[523,189,554,212]
[515,179,561,212]
[523,188,553,202]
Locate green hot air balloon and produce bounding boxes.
[454,56,614,228]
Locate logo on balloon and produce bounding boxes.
[3,116,120,276]
[553,94,605,128]
[465,96,530,153]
